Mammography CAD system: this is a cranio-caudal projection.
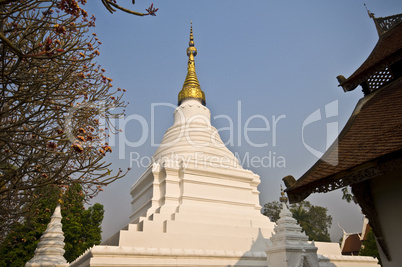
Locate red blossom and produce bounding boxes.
[104,146,112,153]
[57,0,83,17]
[71,143,84,153]
[81,9,88,17]
[47,141,57,149]
[87,43,93,50]
[145,3,159,16]
[54,24,66,34]
[77,72,85,79]
[77,135,85,142]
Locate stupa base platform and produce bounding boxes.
[70,246,267,267]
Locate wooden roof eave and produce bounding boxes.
[285,150,402,204]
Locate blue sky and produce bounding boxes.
[84,1,401,242]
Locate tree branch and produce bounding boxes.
[0,31,23,57]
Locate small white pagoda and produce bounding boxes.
[25,204,69,267]
[265,189,380,267]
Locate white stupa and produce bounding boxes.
[25,204,69,267]
[69,23,382,267]
[70,24,276,267]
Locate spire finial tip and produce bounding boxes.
[364,3,375,18]
[279,184,288,203]
[178,23,206,106]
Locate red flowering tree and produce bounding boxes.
[0,0,157,242]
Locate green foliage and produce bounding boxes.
[61,184,104,262]
[263,200,332,242]
[262,200,282,222]
[0,187,57,267]
[360,228,382,266]
[0,185,104,266]
[341,186,355,203]
[0,222,45,267]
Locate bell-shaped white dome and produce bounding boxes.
[153,99,241,169]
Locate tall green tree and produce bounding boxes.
[360,228,382,266]
[262,200,282,222]
[0,184,104,266]
[263,200,332,242]
[62,184,104,262]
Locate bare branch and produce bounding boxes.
[0,0,132,241]
[0,31,23,57]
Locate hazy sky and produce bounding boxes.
[83,0,401,242]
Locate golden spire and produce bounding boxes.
[279,185,288,204]
[178,22,206,106]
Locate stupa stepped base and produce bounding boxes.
[102,205,273,252]
[70,246,268,267]
[70,201,274,267]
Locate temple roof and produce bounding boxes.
[285,77,402,203]
[341,233,361,255]
[285,12,402,203]
[339,14,402,92]
[371,12,402,37]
